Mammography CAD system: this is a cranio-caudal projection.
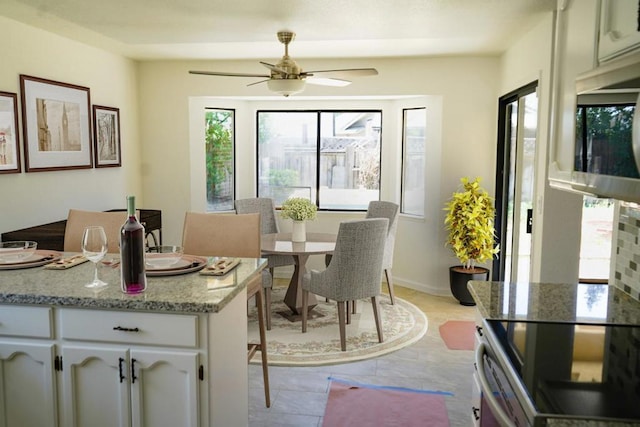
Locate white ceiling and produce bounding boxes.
[1,0,557,60]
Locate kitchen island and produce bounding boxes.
[468,281,640,426]
[0,255,267,427]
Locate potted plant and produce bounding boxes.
[280,197,317,242]
[444,177,499,305]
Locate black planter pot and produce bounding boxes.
[449,266,489,306]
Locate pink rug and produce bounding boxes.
[323,379,450,427]
[438,320,476,350]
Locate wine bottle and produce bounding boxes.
[120,196,147,294]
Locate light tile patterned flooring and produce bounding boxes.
[248,285,477,427]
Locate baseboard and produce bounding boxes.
[272,268,452,297]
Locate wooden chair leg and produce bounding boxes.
[254,286,270,407]
[264,285,272,331]
[302,290,308,333]
[346,301,351,325]
[371,296,384,344]
[352,300,357,314]
[384,269,395,305]
[337,301,347,351]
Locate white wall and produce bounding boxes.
[0,15,140,233]
[138,56,501,295]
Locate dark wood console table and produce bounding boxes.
[1,209,162,251]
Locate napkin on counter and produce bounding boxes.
[44,255,89,269]
[199,258,241,276]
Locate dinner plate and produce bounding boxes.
[145,255,207,277]
[0,250,63,270]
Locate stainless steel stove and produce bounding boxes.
[476,319,640,426]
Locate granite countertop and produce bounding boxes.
[469,281,640,325]
[0,254,267,313]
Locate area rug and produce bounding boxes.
[323,378,450,427]
[247,287,428,366]
[438,320,475,350]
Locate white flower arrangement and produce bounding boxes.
[280,197,317,221]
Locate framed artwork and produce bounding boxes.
[0,91,21,174]
[19,75,92,172]
[93,105,121,168]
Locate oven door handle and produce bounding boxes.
[475,342,516,427]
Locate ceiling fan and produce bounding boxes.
[189,31,378,97]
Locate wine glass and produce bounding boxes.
[82,226,108,288]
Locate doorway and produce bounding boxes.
[493,82,538,282]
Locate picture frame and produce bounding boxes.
[92,105,121,168]
[0,91,21,174]
[19,75,92,172]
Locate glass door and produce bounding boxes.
[493,82,538,283]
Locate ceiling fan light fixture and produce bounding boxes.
[267,79,306,97]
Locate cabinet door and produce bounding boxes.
[0,342,57,427]
[129,349,199,427]
[60,346,131,427]
[599,0,640,61]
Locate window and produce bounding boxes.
[401,108,426,216]
[205,108,235,211]
[257,110,382,210]
[575,102,639,178]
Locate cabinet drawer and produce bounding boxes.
[59,308,198,347]
[0,305,52,338]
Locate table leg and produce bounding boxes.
[284,254,317,315]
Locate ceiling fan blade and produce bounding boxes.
[305,77,352,87]
[189,70,270,78]
[246,79,271,87]
[303,68,378,79]
[260,61,289,76]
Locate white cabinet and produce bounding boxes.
[60,346,130,427]
[599,0,640,62]
[0,342,57,427]
[129,349,199,427]
[57,308,201,427]
[0,305,57,427]
[0,287,249,427]
[60,346,199,427]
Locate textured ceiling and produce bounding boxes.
[0,0,557,60]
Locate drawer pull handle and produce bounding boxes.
[118,357,126,383]
[131,358,138,384]
[113,326,140,332]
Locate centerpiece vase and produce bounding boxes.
[291,220,306,242]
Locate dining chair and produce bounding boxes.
[235,197,295,330]
[302,218,388,351]
[365,201,399,305]
[63,209,130,253]
[325,200,400,307]
[181,212,271,408]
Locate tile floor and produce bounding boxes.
[248,285,477,426]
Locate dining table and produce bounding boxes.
[261,232,337,315]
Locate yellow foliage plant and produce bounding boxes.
[444,177,499,271]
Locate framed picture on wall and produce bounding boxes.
[0,91,21,174]
[19,75,92,172]
[92,105,121,168]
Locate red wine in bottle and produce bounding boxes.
[120,196,147,294]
